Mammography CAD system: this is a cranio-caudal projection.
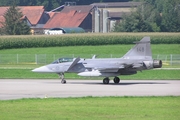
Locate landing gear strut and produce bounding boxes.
[58,73,66,84]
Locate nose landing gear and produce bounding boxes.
[58,73,66,84]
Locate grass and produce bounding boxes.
[0,69,179,80]
[0,96,180,120]
[0,44,179,55]
[0,44,179,65]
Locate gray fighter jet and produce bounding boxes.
[32,37,162,84]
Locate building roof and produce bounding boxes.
[91,2,141,19]
[0,6,45,26]
[0,7,8,16]
[44,5,93,29]
[48,27,85,33]
[44,10,90,28]
[0,16,5,27]
[19,6,45,25]
[91,2,142,8]
[62,27,85,33]
[109,12,130,18]
[48,12,56,18]
[61,5,93,13]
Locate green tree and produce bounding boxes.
[160,0,180,32]
[115,0,180,32]
[142,0,180,32]
[114,3,159,32]
[2,5,30,35]
[115,13,153,32]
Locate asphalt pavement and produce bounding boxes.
[0,79,180,100]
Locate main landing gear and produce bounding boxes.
[58,73,66,84]
[103,76,120,84]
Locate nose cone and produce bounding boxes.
[32,66,54,73]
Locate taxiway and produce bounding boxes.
[0,79,180,100]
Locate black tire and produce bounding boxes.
[61,79,66,84]
[113,77,120,84]
[103,78,109,84]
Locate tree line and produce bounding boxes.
[114,0,180,32]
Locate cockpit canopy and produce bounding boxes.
[52,58,73,64]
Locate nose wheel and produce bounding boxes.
[58,73,66,84]
[61,79,66,84]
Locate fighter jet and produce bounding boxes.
[32,37,162,84]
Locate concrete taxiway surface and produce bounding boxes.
[0,79,180,100]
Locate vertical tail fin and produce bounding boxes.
[122,37,152,59]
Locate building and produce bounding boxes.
[91,2,142,33]
[44,5,93,32]
[0,2,141,34]
[44,2,141,33]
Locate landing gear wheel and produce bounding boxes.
[113,77,120,84]
[61,79,66,84]
[103,77,110,84]
[58,73,67,84]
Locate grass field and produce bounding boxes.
[0,44,179,55]
[0,44,179,66]
[0,96,180,120]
